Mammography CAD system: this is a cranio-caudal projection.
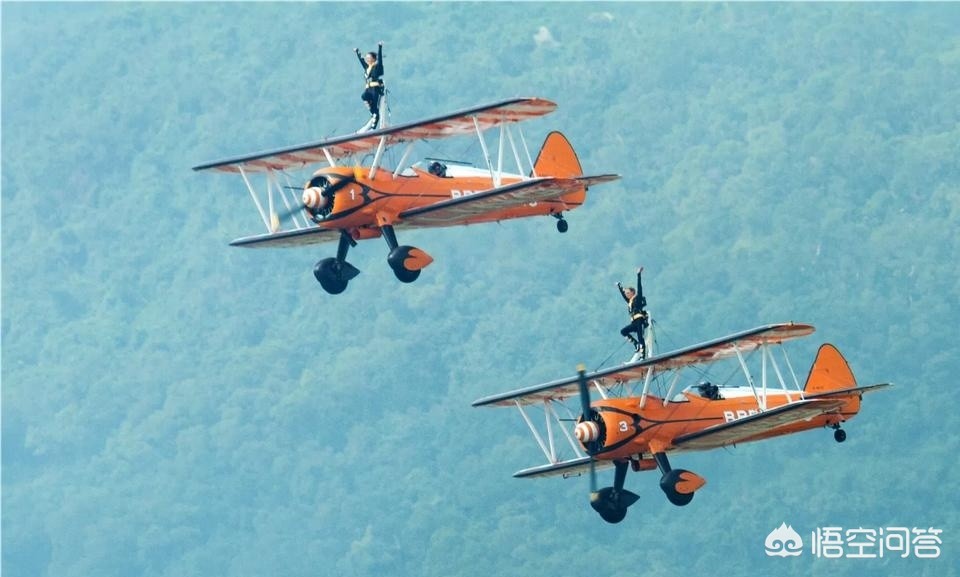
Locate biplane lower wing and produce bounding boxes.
[514,457,616,479]
[472,323,815,408]
[671,399,845,451]
[398,175,618,228]
[229,226,342,248]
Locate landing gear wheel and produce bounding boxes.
[590,487,638,524]
[834,428,847,443]
[313,258,349,294]
[660,470,695,506]
[598,506,627,524]
[392,266,421,284]
[556,218,569,233]
[387,245,430,284]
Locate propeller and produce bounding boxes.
[270,175,356,227]
[575,364,641,523]
[574,363,601,494]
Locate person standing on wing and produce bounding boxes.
[355,42,384,132]
[617,267,649,358]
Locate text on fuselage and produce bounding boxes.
[724,409,759,422]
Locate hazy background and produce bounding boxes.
[3,3,958,576]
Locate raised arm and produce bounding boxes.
[636,267,647,308]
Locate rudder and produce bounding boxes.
[803,344,858,394]
[532,131,583,178]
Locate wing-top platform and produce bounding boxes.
[193,97,558,174]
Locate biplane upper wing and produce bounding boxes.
[671,398,846,451]
[192,97,558,174]
[398,175,619,228]
[229,225,342,248]
[472,323,815,408]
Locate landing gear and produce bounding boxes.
[313,258,348,294]
[590,461,640,524]
[654,452,705,507]
[660,470,695,506]
[313,231,361,294]
[833,425,847,443]
[553,213,569,233]
[382,224,433,283]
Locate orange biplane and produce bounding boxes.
[193,97,618,294]
[473,323,889,523]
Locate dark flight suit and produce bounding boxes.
[618,270,649,356]
[356,45,384,129]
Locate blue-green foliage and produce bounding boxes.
[3,3,958,576]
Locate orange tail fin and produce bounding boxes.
[803,344,858,394]
[532,131,582,178]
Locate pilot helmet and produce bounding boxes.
[428,161,446,176]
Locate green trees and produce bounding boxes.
[3,3,958,576]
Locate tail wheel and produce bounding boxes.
[556,218,569,233]
[834,428,847,443]
[314,258,349,294]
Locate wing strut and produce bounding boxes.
[473,115,498,187]
[368,136,388,180]
[503,125,525,178]
[518,126,537,177]
[322,148,337,167]
[733,344,764,410]
[638,367,655,408]
[238,166,271,231]
[497,124,506,184]
[544,400,556,463]
[391,142,417,179]
[516,400,553,462]
[662,369,685,406]
[781,344,804,399]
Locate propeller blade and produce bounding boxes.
[576,364,601,498]
[576,364,592,421]
[273,203,308,223]
[589,455,597,494]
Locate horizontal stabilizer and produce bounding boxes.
[576,174,620,188]
[804,383,892,399]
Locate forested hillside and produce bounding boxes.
[3,3,958,576]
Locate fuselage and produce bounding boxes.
[306,165,586,237]
[588,385,862,461]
